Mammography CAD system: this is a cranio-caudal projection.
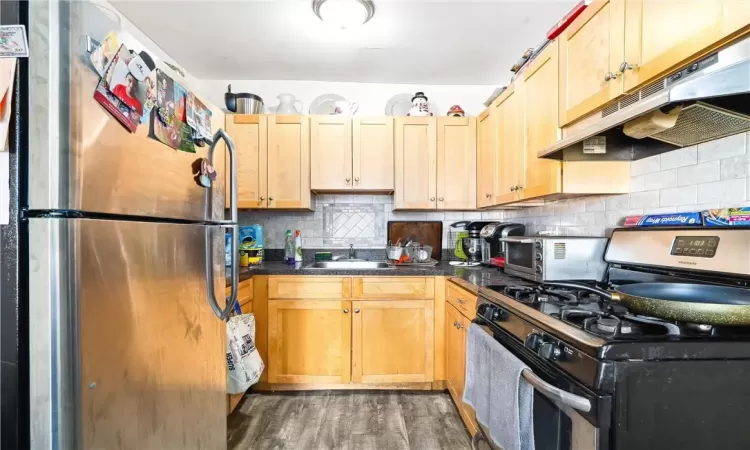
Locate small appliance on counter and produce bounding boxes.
[449,221,499,266]
[500,235,608,282]
[225,85,264,114]
[479,222,526,266]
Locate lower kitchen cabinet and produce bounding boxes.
[445,283,479,435]
[267,299,352,384]
[352,300,434,383]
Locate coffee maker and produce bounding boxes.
[480,223,526,265]
[454,221,498,264]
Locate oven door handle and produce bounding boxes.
[521,368,591,412]
[498,238,535,244]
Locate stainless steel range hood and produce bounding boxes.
[540,35,750,161]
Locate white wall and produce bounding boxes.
[198,79,495,117]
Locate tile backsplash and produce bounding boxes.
[240,132,750,248]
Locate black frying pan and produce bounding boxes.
[544,282,750,326]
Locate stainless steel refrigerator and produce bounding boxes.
[25,1,239,449]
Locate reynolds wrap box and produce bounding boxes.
[623,212,702,227]
[703,208,750,227]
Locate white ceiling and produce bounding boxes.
[112,0,576,85]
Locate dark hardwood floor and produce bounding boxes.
[227,391,473,450]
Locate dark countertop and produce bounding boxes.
[226,261,517,291]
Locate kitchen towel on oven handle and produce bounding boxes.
[463,323,535,450]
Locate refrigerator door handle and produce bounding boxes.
[207,128,239,320]
[205,224,239,320]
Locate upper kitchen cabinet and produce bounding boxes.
[353,117,394,191]
[476,108,496,208]
[310,116,394,192]
[310,116,353,191]
[522,40,563,200]
[559,0,625,126]
[437,117,477,210]
[394,117,438,209]
[225,115,267,209]
[494,83,524,205]
[267,115,311,209]
[622,0,750,92]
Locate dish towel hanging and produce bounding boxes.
[463,323,535,450]
[226,311,264,394]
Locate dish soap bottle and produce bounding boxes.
[284,230,295,265]
[295,230,303,263]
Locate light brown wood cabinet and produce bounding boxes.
[352,299,434,383]
[394,117,477,210]
[267,299,352,384]
[265,276,435,387]
[437,117,477,210]
[494,83,525,205]
[226,115,311,209]
[310,116,394,192]
[476,108,497,208]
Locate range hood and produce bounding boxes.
[540,35,750,161]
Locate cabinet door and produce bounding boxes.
[476,109,496,208]
[267,300,352,384]
[623,0,725,91]
[353,117,394,191]
[494,85,523,205]
[445,303,465,403]
[310,116,352,191]
[437,117,477,210]
[723,0,750,37]
[226,115,268,209]
[351,300,434,383]
[522,40,563,201]
[267,115,311,209]
[559,0,625,126]
[394,117,437,209]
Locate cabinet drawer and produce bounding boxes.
[268,277,351,299]
[446,282,477,318]
[352,277,435,299]
[226,279,253,306]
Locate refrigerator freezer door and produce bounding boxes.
[29,218,227,449]
[28,1,227,221]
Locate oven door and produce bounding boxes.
[472,321,612,450]
[502,239,537,278]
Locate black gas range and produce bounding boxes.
[473,227,750,450]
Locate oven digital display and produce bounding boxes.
[670,236,720,258]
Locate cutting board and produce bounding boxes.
[387,221,443,260]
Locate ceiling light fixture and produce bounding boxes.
[312,0,375,29]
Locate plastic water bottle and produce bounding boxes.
[284,230,295,265]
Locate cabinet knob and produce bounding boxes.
[346,177,351,182]
[430,197,436,201]
[486,193,491,198]
[354,177,359,182]
[354,308,360,313]
[260,196,265,201]
[510,186,516,192]
[517,185,523,190]
[453,320,458,326]
[604,71,618,81]
[269,196,274,201]
[619,61,636,73]
[456,323,463,329]
[438,197,444,202]
[343,308,350,313]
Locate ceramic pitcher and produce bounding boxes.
[276,93,303,114]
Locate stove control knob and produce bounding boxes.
[524,332,543,351]
[534,241,542,250]
[535,265,543,274]
[539,342,562,361]
[535,252,543,262]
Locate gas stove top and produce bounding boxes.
[484,283,750,341]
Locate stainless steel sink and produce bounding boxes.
[305,260,393,270]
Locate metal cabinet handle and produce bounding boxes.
[260,196,265,201]
[430,197,436,201]
[346,177,351,182]
[486,193,491,198]
[205,129,239,321]
[354,308,360,313]
[269,196,274,201]
[619,61,636,73]
[354,177,360,182]
[510,186,516,192]
[456,323,463,329]
[438,197,444,201]
[604,71,618,81]
[521,368,591,412]
[453,320,457,326]
[344,308,350,313]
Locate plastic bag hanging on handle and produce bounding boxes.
[226,313,264,394]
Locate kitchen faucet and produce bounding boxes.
[349,244,355,259]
